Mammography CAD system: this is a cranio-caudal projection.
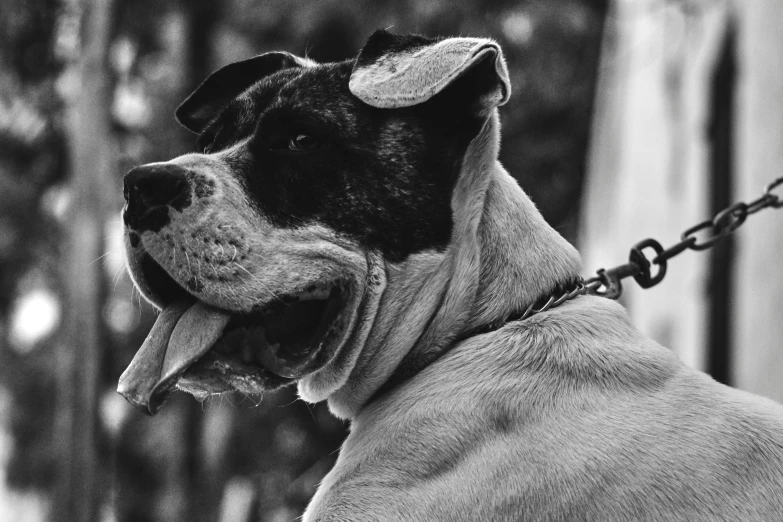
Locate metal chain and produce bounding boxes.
[520,176,783,320]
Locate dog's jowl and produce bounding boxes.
[118,30,783,521]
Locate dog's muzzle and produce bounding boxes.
[118,164,353,415]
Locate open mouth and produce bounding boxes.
[119,253,347,415]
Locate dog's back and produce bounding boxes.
[306,297,783,521]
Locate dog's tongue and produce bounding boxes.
[118,300,231,415]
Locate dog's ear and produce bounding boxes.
[176,52,306,134]
[349,30,510,113]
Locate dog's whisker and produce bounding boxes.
[225,393,239,409]
[129,284,141,318]
[265,288,286,305]
[281,397,301,408]
[235,263,284,302]
[208,261,220,278]
[112,263,126,290]
[235,263,254,280]
[303,401,317,423]
[88,251,112,267]
[240,392,259,407]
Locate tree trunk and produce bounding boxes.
[55,0,116,520]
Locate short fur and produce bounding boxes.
[120,30,783,521]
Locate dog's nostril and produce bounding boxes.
[134,175,188,208]
[123,163,193,228]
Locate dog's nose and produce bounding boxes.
[124,163,191,210]
[123,163,192,233]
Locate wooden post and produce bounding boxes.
[732,0,783,401]
[55,0,116,520]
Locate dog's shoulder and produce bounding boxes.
[305,296,783,521]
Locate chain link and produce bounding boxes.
[461,174,783,338]
[580,175,783,300]
[504,175,783,323]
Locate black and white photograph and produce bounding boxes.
[0,0,782,520]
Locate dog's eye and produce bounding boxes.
[288,133,320,152]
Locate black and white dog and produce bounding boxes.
[119,31,783,521]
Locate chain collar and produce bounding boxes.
[457,277,590,341]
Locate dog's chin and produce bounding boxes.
[119,249,354,415]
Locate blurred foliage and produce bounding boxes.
[0,0,605,520]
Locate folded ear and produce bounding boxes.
[176,52,309,134]
[349,30,511,112]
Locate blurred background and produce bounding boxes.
[1,0,781,521]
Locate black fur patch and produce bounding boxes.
[188,56,489,262]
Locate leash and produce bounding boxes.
[522,175,783,318]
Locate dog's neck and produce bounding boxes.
[471,164,583,326]
[327,112,581,419]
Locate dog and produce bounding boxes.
[118,30,783,521]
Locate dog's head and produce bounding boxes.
[118,31,512,416]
